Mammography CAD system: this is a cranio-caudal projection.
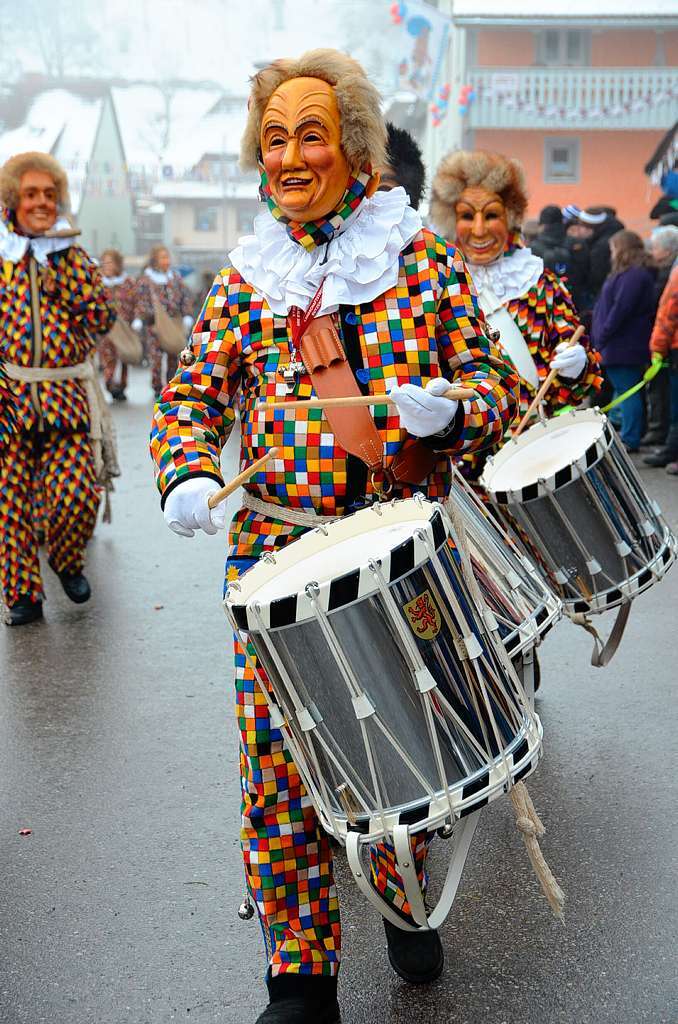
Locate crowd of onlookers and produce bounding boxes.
[525,206,678,475]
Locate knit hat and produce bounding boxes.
[538,204,563,226]
[562,204,582,223]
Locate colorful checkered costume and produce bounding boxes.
[150,226,519,979]
[0,208,114,608]
[99,275,136,396]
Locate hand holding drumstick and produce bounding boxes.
[515,325,586,437]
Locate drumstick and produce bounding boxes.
[257,387,476,412]
[514,325,585,437]
[207,448,279,508]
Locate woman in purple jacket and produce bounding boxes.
[592,230,656,451]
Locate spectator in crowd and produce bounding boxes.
[530,204,570,277]
[642,225,678,444]
[132,246,193,398]
[644,261,678,472]
[592,230,656,452]
[99,249,136,401]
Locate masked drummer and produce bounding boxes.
[429,149,601,481]
[150,50,519,1024]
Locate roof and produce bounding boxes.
[453,0,678,26]
[0,90,103,213]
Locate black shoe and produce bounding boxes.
[643,449,675,467]
[7,596,43,626]
[383,918,444,985]
[50,564,91,604]
[640,431,666,447]
[256,975,340,1023]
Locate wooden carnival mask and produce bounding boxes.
[260,76,354,223]
[16,170,58,236]
[454,186,509,265]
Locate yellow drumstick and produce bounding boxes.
[514,325,585,437]
[257,387,476,412]
[207,447,279,509]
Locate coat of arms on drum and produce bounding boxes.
[403,590,442,640]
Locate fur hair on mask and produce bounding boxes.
[430,149,528,238]
[0,151,71,213]
[241,48,387,173]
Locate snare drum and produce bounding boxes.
[225,496,542,928]
[480,408,676,615]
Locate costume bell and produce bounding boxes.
[150,51,520,1024]
[0,152,115,626]
[430,150,602,478]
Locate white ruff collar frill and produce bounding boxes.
[0,215,74,266]
[144,267,177,286]
[229,187,422,316]
[467,246,543,305]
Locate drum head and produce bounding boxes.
[228,497,448,628]
[481,408,607,498]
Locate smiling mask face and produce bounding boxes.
[260,76,353,223]
[454,186,509,265]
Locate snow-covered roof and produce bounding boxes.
[454,0,678,25]
[153,180,257,201]
[0,90,102,213]
[111,85,225,172]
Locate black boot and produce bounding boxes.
[383,918,444,985]
[255,974,340,1023]
[643,425,678,467]
[7,595,43,626]
[50,562,91,604]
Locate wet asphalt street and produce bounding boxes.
[1,367,677,1024]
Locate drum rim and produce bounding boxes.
[307,713,543,842]
[481,407,612,503]
[564,527,676,613]
[227,497,450,631]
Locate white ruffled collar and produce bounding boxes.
[0,215,75,266]
[467,247,543,305]
[229,187,422,315]
[102,273,128,287]
[145,267,176,286]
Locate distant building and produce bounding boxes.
[152,180,259,270]
[0,87,135,255]
[445,1,678,232]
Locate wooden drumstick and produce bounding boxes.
[257,387,476,412]
[514,325,585,437]
[207,448,279,508]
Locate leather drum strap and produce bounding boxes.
[300,314,383,473]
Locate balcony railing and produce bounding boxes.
[468,67,678,131]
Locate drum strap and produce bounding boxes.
[570,601,632,668]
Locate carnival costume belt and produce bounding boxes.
[3,357,121,521]
[241,489,339,528]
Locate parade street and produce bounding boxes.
[1,369,677,1024]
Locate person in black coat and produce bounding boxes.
[530,205,570,277]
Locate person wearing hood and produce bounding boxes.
[132,244,194,398]
[430,149,601,483]
[530,204,570,278]
[150,50,519,1024]
[0,151,115,625]
[582,207,626,299]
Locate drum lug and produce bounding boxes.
[640,519,656,538]
[437,821,456,840]
[615,541,632,557]
[351,692,376,719]
[462,634,483,660]
[269,703,285,729]
[297,707,316,732]
[586,558,602,576]
[414,668,437,693]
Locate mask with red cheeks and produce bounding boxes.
[454,186,509,266]
[16,170,58,236]
[260,76,353,223]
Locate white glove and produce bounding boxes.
[550,341,587,380]
[388,378,459,437]
[131,317,143,332]
[163,477,228,538]
[182,315,194,331]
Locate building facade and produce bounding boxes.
[434,1,678,233]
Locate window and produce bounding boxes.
[194,205,218,232]
[544,137,580,184]
[536,30,590,66]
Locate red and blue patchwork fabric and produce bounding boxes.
[150,228,520,560]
